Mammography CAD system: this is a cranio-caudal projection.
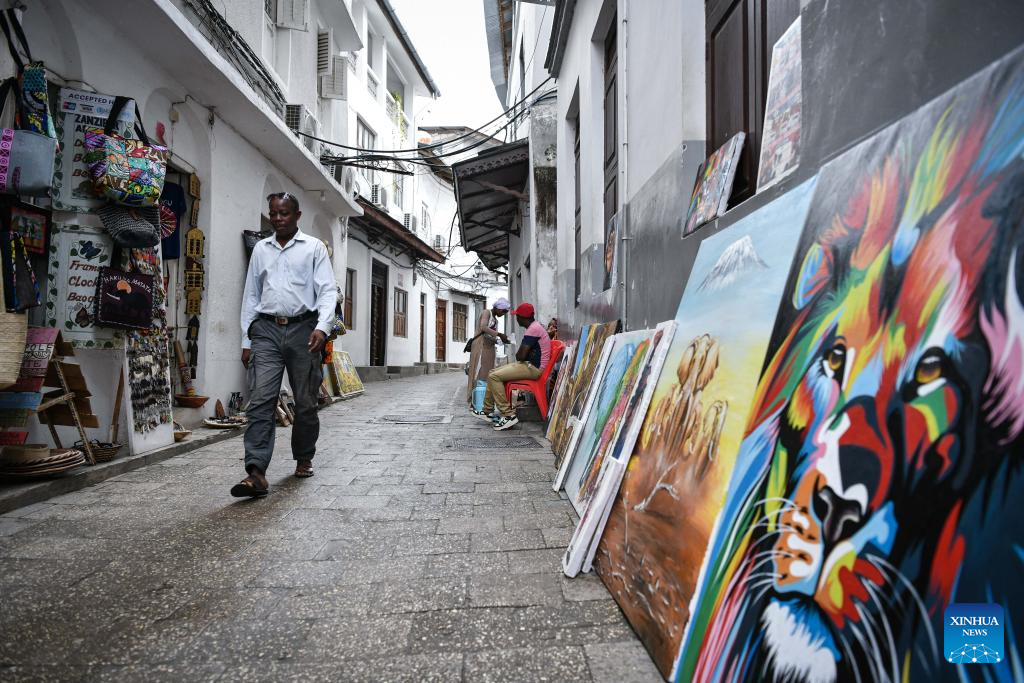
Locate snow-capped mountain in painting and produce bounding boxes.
[698,236,769,291]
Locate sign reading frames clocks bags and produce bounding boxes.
[46,224,120,348]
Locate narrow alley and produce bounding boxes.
[0,373,660,682]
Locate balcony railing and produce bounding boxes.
[385,92,409,142]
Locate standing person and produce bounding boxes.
[231,192,337,498]
[466,298,511,407]
[477,302,550,431]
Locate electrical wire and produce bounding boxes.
[321,103,531,168]
[296,76,552,156]
[318,104,532,177]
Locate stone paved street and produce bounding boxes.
[0,373,661,682]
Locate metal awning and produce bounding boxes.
[351,198,445,263]
[453,140,530,271]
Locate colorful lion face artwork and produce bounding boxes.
[677,49,1024,682]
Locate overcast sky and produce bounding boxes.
[389,0,504,131]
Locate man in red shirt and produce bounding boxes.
[476,302,550,431]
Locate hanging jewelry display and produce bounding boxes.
[183,224,205,380]
[187,314,200,379]
[124,247,172,433]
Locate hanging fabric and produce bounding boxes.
[0,206,41,311]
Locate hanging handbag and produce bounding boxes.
[96,203,161,248]
[0,9,57,139]
[0,77,56,197]
[94,266,154,329]
[242,229,271,257]
[0,226,41,312]
[84,97,168,207]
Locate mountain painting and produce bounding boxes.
[592,176,818,678]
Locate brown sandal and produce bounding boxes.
[230,475,268,498]
[294,460,314,478]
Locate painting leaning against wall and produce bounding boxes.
[593,177,818,678]
[558,328,657,512]
[678,45,1024,683]
[548,321,619,465]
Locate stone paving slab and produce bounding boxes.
[0,373,660,681]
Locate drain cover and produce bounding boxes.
[450,436,543,449]
[379,414,453,424]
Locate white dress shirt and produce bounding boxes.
[240,230,337,349]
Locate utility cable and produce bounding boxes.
[296,76,552,155]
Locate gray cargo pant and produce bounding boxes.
[243,316,322,473]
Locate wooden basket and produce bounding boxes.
[76,440,123,463]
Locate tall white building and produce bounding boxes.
[330,1,506,372]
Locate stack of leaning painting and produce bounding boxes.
[546,42,1024,683]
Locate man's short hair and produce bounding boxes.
[267,192,300,212]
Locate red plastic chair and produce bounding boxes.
[505,340,566,420]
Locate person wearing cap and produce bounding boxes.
[466,298,511,406]
[230,192,337,498]
[476,302,551,430]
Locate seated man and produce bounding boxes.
[476,302,551,431]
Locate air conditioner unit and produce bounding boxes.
[319,55,348,100]
[335,165,356,195]
[354,171,371,199]
[285,104,319,154]
[403,213,418,232]
[371,184,389,208]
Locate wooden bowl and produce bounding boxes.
[174,394,210,409]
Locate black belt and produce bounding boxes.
[258,311,317,326]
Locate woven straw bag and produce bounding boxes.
[0,265,27,389]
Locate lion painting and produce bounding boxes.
[677,52,1024,682]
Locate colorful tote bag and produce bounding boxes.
[0,10,56,139]
[0,77,56,197]
[84,97,168,207]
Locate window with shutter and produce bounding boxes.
[394,289,408,338]
[453,304,468,342]
[320,55,348,99]
[276,0,309,31]
[344,269,356,330]
[317,29,333,76]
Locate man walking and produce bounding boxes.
[231,192,337,497]
[477,302,550,431]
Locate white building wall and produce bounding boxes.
[15,0,360,446]
[496,3,557,325]
[548,0,701,333]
